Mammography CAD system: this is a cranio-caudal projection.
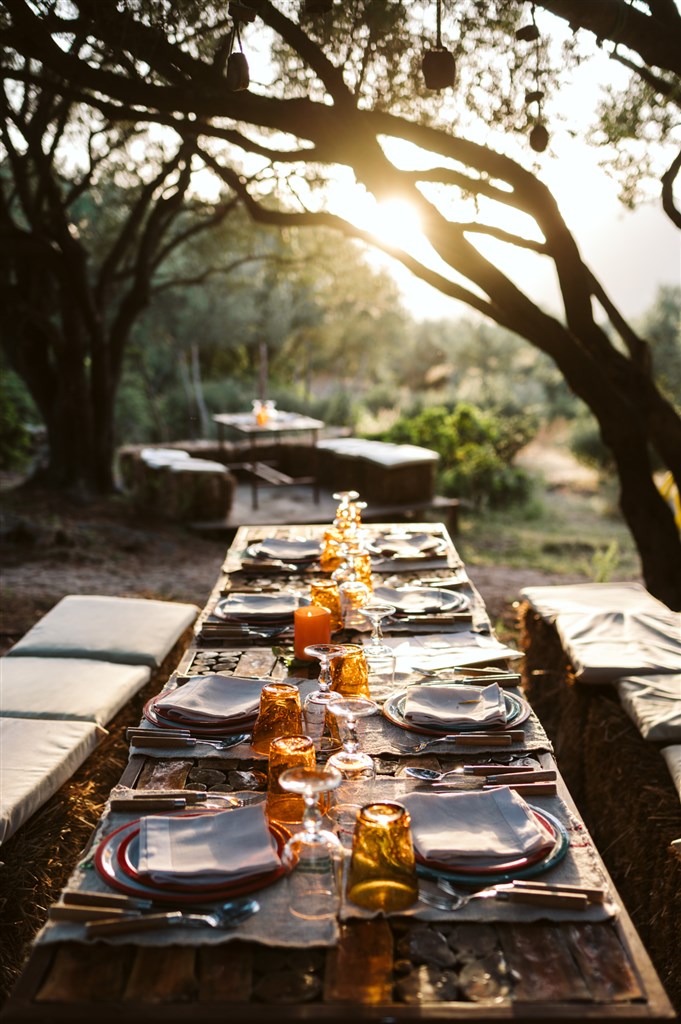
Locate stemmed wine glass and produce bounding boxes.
[328,697,379,780]
[279,764,344,920]
[303,643,350,752]
[359,600,396,658]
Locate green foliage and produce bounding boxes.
[639,285,681,410]
[373,402,536,508]
[569,413,615,474]
[0,368,35,469]
[592,540,620,583]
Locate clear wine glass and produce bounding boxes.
[303,642,351,752]
[359,600,396,658]
[279,765,344,920]
[328,696,379,780]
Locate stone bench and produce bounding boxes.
[1,595,198,843]
[117,446,237,522]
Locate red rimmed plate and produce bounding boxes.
[95,811,288,904]
[413,807,556,876]
[143,696,257,737]
[382,687,531,736]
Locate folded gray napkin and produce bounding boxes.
[154,675,263,723]
[403,788,554,866]
[403,682,506,728]
[137,805,281,883]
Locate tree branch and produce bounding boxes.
[661,148,681,228]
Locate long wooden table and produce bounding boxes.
[2,524,674,1022]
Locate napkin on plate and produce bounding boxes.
[403,788,555,866]
[403,682,506,728]
[254,538,321,561]
[154,675,263,724]
[137,805,280,883]
[215,592,300,620]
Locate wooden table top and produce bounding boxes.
[2,523,674,1022]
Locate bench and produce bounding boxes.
[518,585,681,1006]
[1,595,198,844]
[117,446,237,521]
[316,438,440,504]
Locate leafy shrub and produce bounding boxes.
[372,402,536,508]
[0,369,35,469]
[569,413,615,473]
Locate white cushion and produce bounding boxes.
[521,582,681,684]
[0,657,151,726]
[316,438,438,467]
[615,675,681,742]
[0,717,103,844]
[660,745,681,804]
[6,595,198,668]
[167,459,228,474]
[140,448,190,466]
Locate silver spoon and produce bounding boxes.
[86,897,260,937]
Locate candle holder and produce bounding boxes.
[294,606,331,660]
[330,644,370,699]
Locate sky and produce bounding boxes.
[315,12,681,325]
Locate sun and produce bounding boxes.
[368,197,424,251]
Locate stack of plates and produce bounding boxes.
[246,538,321,565]
[213,593,303,625]
[414,805,569,886]
[373,585,470,616]
[95,810,287,903]
[382,686,531,736]
[143,675,263,736]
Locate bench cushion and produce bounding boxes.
[0,657,151,726]
[317,438,439,467]
[616,674,681,742]
[0,717,103,844]
[520,582,681,684]
[6,595,198,668]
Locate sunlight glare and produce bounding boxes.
[369,198,423,251]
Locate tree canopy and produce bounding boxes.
[1,0,680,607]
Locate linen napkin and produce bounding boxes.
[403,682,506,728]
[137,805,281,884]
[403,788,555,866]
[154,675,263,724]
[254,538,321,561]
[375,532,443,558]
[215,593,300,620]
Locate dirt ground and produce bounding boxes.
[0,477,582,653]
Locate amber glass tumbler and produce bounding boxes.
[346,802,418,911]
[330,643,370,698]
[310,578,343,632]
[266,735,316,824]
[251,682,303,755]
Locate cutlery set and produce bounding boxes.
[419,878,604,912]
[50,891,260,935]
[126,727,250,751]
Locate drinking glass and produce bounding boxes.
[309,578,343,632]
[330,643,370,698]
[359,600,396,658]
[251,682,303,755]
[279,764,344,920]
[339,579,371,628]
[303,643,350,753]
[346,802,419,912]
[266,734,316,824]
[328,696,378,780]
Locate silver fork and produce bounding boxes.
[419,880,503,911]
[85,898,260,937]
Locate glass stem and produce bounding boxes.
[302,791,320,834]
[345,714,359,755]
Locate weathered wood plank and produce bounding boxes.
[497,923,591,1003]
[568,923,644,1003]
[123,947,197,1003]
[197,942,254,1003]
[35,943,130,1003]
[136,759,194,791]
[324,921,393,1004]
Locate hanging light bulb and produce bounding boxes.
[422,0,456,91]
[225,19,250,92]
[529,123,549,152]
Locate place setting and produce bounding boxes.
[200,591,304,643]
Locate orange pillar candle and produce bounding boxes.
[294,606,331,660]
